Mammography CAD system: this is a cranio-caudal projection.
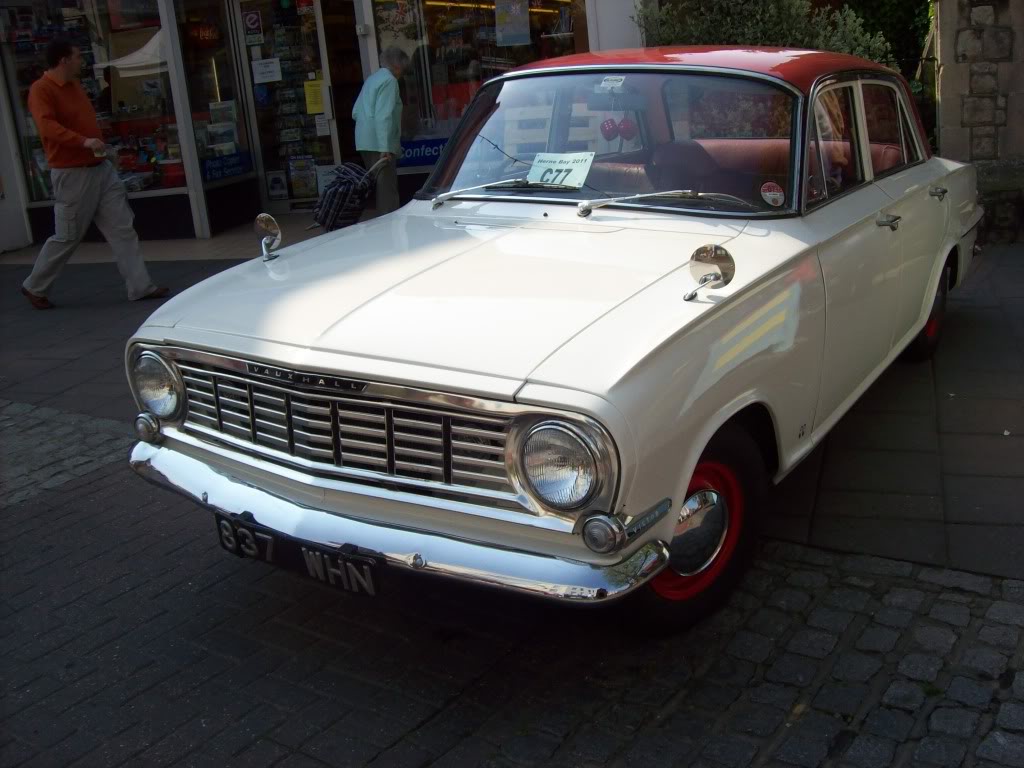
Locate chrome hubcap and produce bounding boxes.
[667,489,729,576]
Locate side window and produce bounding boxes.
[807,85,863,208]
[862,83,912,177]
[900,105,923,164]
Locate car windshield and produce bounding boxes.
[421,70,798,215]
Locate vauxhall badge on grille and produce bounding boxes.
[246,362,368,394]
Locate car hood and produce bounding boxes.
[145,207,744,381]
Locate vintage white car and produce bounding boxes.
[127,47,983,622]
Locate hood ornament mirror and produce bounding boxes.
[255,213,282,261]
[684,244,735,302]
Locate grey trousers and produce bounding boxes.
[23,162,155,300]
[360,151,399,216]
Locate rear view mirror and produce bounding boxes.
[684,245,736,301]
[255,213,282,261]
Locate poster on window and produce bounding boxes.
[252,57,282,84]
[288,155,317,199]
[267,170,288,200]
[495,0,530,47]
[242,9,264,44]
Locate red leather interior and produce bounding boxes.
[585,162,654,194]
[696,138,791,175]
[870,143,904,174]
[586,138,792,202]
[585,138,904,202]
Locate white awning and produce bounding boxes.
[95,30,168,78]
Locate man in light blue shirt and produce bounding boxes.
[352,46,409,215]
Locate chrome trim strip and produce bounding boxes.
[425,195,778,219]
[624,497,674,541]
[165,427,573,532]
[491,63,803,99]
[130,440,667,602]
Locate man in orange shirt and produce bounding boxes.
[20,38,168,310]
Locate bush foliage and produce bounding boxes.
[636,0,894,66]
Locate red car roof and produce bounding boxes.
[512,46,895,95]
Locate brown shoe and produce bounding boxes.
[139,286,170,300]
[21,286,54,309]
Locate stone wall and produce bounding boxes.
[937,0,1023,242]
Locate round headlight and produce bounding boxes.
[522,424,598,510]
[132,352,181,419]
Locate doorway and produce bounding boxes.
[321,0,365,167]
[233,0,343,212]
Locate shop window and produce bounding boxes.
[176,0,253,186]
[236,0,334,202]
[370,0,589,171]
[0,1,186,202]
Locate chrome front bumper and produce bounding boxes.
[129,441,669,603]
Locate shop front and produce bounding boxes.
[1,0,626,242]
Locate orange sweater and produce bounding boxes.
[28,72,103,169]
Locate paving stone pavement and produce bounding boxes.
[1,406,1023,768]
[0,400,132,507]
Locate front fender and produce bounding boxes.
[602,249,826,553]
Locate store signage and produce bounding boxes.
[242,9,264,45]
[495,0,530,47]
[399,138,448,168]
[252,57,282,84]
[296,0,315,15]
[186,22,221,48]
[202,152,252,182]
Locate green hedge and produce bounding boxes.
[635,0,894,66]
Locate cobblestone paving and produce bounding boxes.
[2,404,1023,768]
[0,399,132,507]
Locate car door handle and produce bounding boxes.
[876,214,901,231]
[929,186,947,201]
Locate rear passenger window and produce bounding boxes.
[862,83,915,176]
[807,85,863,208]
[900,105,923,164]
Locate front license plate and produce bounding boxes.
[214,514,378,596]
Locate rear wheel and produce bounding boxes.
[903,262,950,361]
[634,423,766,628]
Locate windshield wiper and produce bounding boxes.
[431,178,580,208]
[577,189,761,217]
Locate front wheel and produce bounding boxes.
[634,423,766,628]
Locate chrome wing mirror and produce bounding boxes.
[255,213,282,261]
[684,244,735,302]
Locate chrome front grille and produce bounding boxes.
[177,361,514,496]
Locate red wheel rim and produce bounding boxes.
[650,461,744,601]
